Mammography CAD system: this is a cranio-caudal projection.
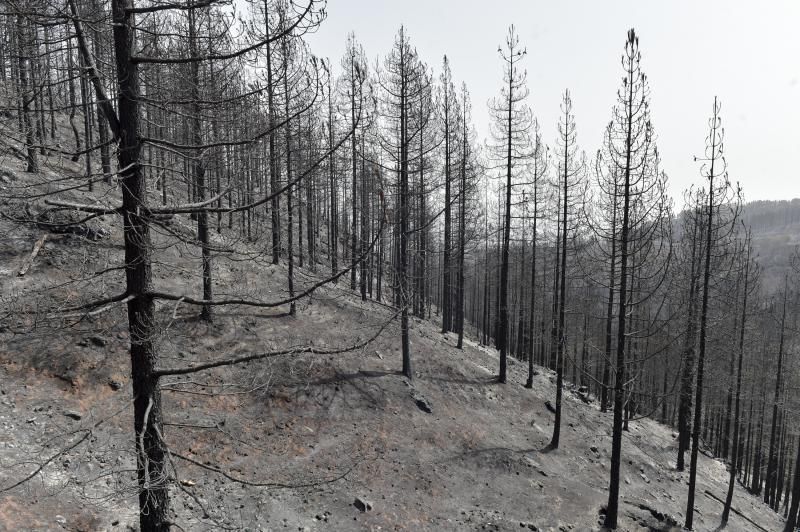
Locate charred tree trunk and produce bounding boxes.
[188,4,213,321]
[601,193,617,412]
[76,0,173,526]
[766,280,788,505]
[721,234,751,526]
[785,434,800,531]
[456,97,468,348]
[686,99,724,529]
[677,212,701,471]
[265,2,280,264]
[16,15,37,173]
[327,80,338,277]
[441,75,453,334]
[525,162,539,388]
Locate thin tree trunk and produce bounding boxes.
[601,192,618,412]
[604,54,636,529]
[327,79,338,277]
[525,163,539,388]
[67,38,82,162]
[282,34,296,316]
[16,15,37,173]
[91,0,112,179]
[550,118,570,449]
[678,211,701,471]
[188,4,213,321]
[766,279,789,504]
[399,39,411,379]
[442,78,452,334]
[785,434,800,531]
[721,235,751,525]
[497,50,515,383]
[686,106,720,527]
[349,52,358,291]
[456,98,467,348]
[265,1,280,264]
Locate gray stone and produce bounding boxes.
[353,496,373,512]
[89,336,107,347]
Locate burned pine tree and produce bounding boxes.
[337,32,368,294]
[588,146,620,415]
[377,26,430,379]
[684,97,741,530]
[548,89,586,449]
[676,190,705,472]
[488,25,531,383]
[409,65,438,318]
[456,83,480,349]
[14,11,38,172]
[601,29,670,529]
[721,227,759,526]
[524,120,547,388]
[439,55,459,335]
[764,275,791,508]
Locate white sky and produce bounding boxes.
[306,0,800,203]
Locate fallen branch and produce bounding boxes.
[149,187,232,215]
[43,198,120,215]
[17,234,47,276]
[171,450,356,489]
[0,402,127,494]
[59,294,135,320]
[0,430,91,493]
[53,292,132,315]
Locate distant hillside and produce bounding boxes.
[742,199,800,233]
[741,199,800,292]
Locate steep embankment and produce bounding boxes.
[0,108,788,530]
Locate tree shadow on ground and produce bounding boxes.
[421,374,498,386]
[446,446,539,463]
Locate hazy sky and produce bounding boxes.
[305,0,800,203]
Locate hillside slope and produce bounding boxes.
[0,176,787,531]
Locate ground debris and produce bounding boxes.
[625,499,679,528]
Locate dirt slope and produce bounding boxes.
[0,160,788,531]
